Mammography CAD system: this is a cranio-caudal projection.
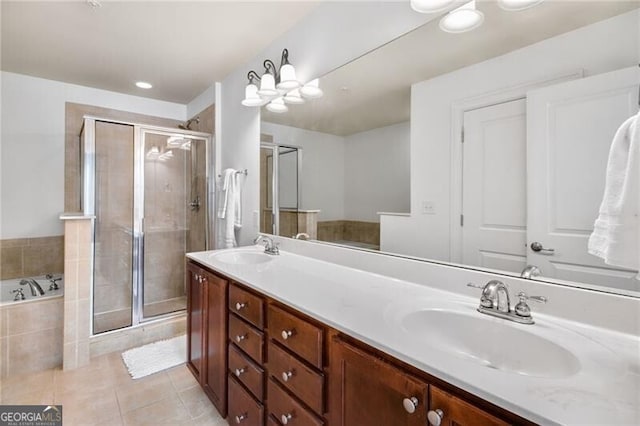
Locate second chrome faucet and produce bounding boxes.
[468,280,547,325]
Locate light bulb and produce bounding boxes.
[277,63,301,90]
[258,72,278,97]
[439,0,484,34]
[241,83,264,107]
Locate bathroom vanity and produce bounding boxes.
[185,243,639,426]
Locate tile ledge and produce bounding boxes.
[59,213,95,220]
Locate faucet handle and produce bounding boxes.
[514,291,547,318]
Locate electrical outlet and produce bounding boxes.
[422,201,436,215]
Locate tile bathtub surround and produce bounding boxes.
[0,236,64,280]
[0,352,225,426]
[317,220,380,246]
[60,215,94,370]
[0,297,64,378]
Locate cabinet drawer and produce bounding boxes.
[268,342,324,414]
[230,284,264,328]
[268,378,324,426]
[229,343,264,401]
[268,305,323,369]
[267,415,280,426]
[229,313,264,364]
[229,376,264,426]
[429,386,509,426]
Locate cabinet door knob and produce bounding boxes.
[234,367,246,377]
[234,413,247,424]
[427,409,444,426]
[403,397,419,414]
[281,413,293,424]
[235,334,246,343]
[281,329,294,340]
[235,302,246,311]
[281,370,294,382]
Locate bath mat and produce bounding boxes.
[121,335,186,379]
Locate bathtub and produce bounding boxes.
[0,274,64,306]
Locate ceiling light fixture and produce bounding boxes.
[497,0,544,11]
[136,81,152,89]
[86,0,102,8]
[439,0,484,34]
[241,49,323,112]
[410,0,455,14]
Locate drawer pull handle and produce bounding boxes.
[281,413,293,425]
[235,302,246,311]
[281,370,294,382]
[403,396,419,414]
[281,329,295,340]
[235,334,246,343]
[235,413,247,424]
[427,409,444,426]
[234,367,246,377]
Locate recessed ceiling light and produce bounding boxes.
[498,0,544,11]
[410,0,455,14]
[439,0,484,34]
[136,81,152,89]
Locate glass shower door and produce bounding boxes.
[141,131,207,319]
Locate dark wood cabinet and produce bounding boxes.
[329,337,428,426]
[186,261,228,417]
[429,386,509,426]
[186,262,204,379]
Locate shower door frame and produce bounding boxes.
[260,142,303,236]
[82,116,214,335]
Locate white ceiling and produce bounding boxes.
[263,1,640,136]
[1,1,320,104]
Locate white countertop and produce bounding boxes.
[187,246,640,426]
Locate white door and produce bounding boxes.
[462,99,527,273]
[527,67,639,291]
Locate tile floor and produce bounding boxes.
[0,352,227,425]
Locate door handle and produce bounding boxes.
[530,242,555,255]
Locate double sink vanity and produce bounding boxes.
[185,237,640,426]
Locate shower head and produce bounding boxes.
[178,117,200,130]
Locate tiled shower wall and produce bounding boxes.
[0,236,64,280]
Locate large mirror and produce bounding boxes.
[260,1,640,297]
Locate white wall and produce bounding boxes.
[261,121,345,221]
[217,2,432,246]
[0,71,187,239]
[344,122,410,222]
[381,10,640,259]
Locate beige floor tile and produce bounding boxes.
[115,371,176,413]
[190,410,227,426]
[122,396,189,426]
[0,369,55,402]
[167,364,199,391]
[178,384,217,419]
[56,388,120,426]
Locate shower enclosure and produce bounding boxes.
[80,117,212,334]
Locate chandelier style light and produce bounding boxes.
[241,49,323,113]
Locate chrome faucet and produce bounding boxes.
[467,280,547,325]
[253,235,279,255]
[520,265,541,279]
[20,279,45,296]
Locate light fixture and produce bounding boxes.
[300,79,323,99]
[283,89,305,105]
[498,0,544,11]
[146,146,160,159]
[410,0,455,13]
[136,81,152,89]
[167,136,188,147]
[180,141,192,151]
[266,98,288,114]
[242,71,266,106]
[242,48,322,111]
[159,150,174,161]
[276,49,301,90]
[439,0,484,34]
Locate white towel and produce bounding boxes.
[587,112,639,274]
[217,169,243,248]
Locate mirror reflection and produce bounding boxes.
[260,1,640,296]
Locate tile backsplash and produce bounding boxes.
[0,236,64,280]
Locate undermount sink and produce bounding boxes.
[400,308,581,378]
[212,251,273,265]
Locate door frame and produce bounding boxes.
[449,70,584,264]
[260,141,303,236]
